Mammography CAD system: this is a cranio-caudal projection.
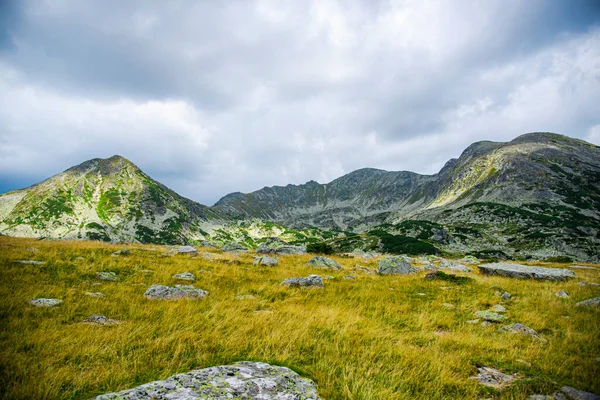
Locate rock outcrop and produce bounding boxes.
[378,256,419,275]
[306,256,342,270]
[282,275,324,288]
[253,255,278,266]
[479,263,575,280]
[144,285,209,300]
[257,237,306,255]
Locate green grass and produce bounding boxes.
[0,237,599,399]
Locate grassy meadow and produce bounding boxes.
[0,236,599,399]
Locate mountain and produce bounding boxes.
[0,156,223,243]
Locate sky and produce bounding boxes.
[1,0,599,205]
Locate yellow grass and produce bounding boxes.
[0,236,598,399]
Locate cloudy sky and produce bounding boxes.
[1,0,599,205]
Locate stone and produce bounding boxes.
[282,275,324,289]
[495,291,512,300]
[257,237,306,255]
[479,262,575,281]
[470,367,518,389]
[458,255,479,264]
[85,292,104,298]
[499,323,543,340]
[306,256,342,270]
[560,386,600,400]
[15,260,46,265]
[172,272,196,281]
[570,265,597,270]
[578,281,600,287]
[475,311,508,323]
[94,361,319,399]
[352,264,376,274]
[481,321,492,327]
[491,305,507,313]
[343,275,356,280]
[97,271,118,281]
[439,259,472,272]
[144,285,209,300]
[177,246,199,255]
[555,290,570,298]
[576,297,600,307]
[423,263,438,271]
[222,242,248,253]
[378,256,419,275]
[84,315,120,325]
[111,249,131,256]
[26,247,39,252]
[253,255,279,266]
[29,298,63,307]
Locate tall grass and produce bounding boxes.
[0,237,598,399]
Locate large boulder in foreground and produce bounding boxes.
[478,263,575,281]
[378,256,419,275]
[257,237,306,255]
[94,361,319,399]
[144,285,209,300]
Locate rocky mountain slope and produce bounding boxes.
[0,156,223,243]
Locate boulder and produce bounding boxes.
[257,237,306,255]
[29,298,62,307]
[439,259,472,272]
[282,275,324,289]
[576,297,600,307]
[177,246,198,255]
[306,256,342,270]
[555,290,570,298]
[97,272,118,281]
[253,255,278,266]
[94,361,319,399]
[470,367,518,389]
[491,305,507,313]
[478,263,575,281]
[222,242,248,253]
[172,272,196,281]
[144,285,209,300]
[499,323,542,340]
[474,311,507,323]
[378,256,419,275]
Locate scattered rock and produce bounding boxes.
[440,259,472,272]
[306,256,342,270]
[15,260,46,265]
[560,386,600,399]
[111,249,131,257]
[555,290,570,298]
[578,281,600,287]
[470,367,518,389]
[481,321,492,327]
[222,242,248,253]
[94,361,319,399]
[475,311,508,323]
[176,246,198,255]
[281,275,324,289]
[352,264,376,274]
[257,237,306,255]
[97,272,118,281]
[458,255,480,264]
[29,298,63,307]
[491,305,507,313]
[85,292,104,298]
[144,285,209,300]
[576,297,600,307]
[423,263,438,271]
[172,272,196,281]
[479,263,575,281]
[253,255,278,266]
[84,315,120,325]
[495,291,512,300]
[343,275,356,280]
[378,256,419,275]
[499,323,543,340]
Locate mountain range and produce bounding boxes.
[1,132,599,261]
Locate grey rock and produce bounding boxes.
[576,297,600,307]
[144,285,209,300]
[94,361,319,399]
[97,271,118,281]
[560,386,600,400]
[15,260,46,265]
[490,305,507,313]
[499,323,542,340]
[570,265,597,270]
[495,291,512,300]
[555,290,570,298]
[306,256,342,270]
[222,242,248,253]
[343,275,356,280]
[257,237,306,255]
[85,292,104,298]
[177,246,198,255]
[172,272,196,281]
[578,281,600,287]
[29,298,63,307]
[470,367,518,388]
[458,255,479,264]
[352,264,376,274]
[440,259,472,272]
[282,275,324,289]
[423,263,438,271]
[253,255,279,266]
[481,321,492,327]
[26,247,39,252]
[479,263,575,280]
[84,315,120,325]
[475,311,508,323]
[378,256,419,275]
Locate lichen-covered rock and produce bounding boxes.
[29,298,63,307]
[94,361,319,399]
[490,305,507,313]
[470,367,518,389]
[352,264,376,274]
[177,246,198,255]
[257,237,306,255]
[576,297,600,307]
[560,386,600,400]
[222,242,248,253]
[475,311,507,323]
[378,256,419,275]
[440,259,472,272]
[555,290,570,298]
[84,315,120,325]
[499,323,542,340]
[97,271,118,281]
[306,256,342,270]
[282,275,324,289]
[253,255,278,266]
[172,272,196,281]
[479,263,575,280]
[144,285,209,300]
